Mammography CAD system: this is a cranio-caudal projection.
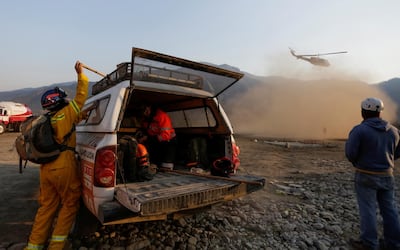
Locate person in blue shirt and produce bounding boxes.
[345,97,400,250]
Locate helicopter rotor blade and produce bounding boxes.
[295,51,347,57]
[297,54,319,57]
[317,51,348,56]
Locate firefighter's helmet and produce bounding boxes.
[41,87,68,111]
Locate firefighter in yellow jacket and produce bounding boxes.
[25,61,89,249]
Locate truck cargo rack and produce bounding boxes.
[92,62,204,95]
[91,47,244,96]
[133,63,203,89]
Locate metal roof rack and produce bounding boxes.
[91,47,243,96]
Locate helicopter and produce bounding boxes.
[289,48,347,67]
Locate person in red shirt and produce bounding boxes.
[141,104,176,169]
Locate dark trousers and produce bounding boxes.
[147,136,177,166]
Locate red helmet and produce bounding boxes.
[211,157,233,177]
[41,87,68,111]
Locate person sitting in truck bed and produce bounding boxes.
[119,130,155,182]
[140,104,176,170]
[135,130,156,181]
[135,130,151,168]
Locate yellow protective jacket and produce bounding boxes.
[26,73,88,250]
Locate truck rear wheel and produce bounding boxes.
[0,124,6,134]
[70,199,100,238]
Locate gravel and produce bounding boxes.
[2,137,399,250]
[68,160,400,250]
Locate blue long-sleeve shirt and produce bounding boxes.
[345,117,400,171]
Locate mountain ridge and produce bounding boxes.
[1,67,399,127]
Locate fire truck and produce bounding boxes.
[0,101,33,134]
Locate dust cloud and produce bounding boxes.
[229,78,397,140]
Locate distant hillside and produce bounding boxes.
[1,68,400,139]
[1,73,399,116]
[379,78,400,117]
[0,82,94,114]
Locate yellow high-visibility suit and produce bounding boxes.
[26,72,88,250]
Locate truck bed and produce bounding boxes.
[98,170,265,225]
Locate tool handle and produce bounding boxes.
[81,63,107,77]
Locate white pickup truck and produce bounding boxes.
[76,48,265,225]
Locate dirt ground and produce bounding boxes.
[0,133,40,244]
[0,132,397,246]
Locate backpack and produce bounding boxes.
[186,137,208,168]
[15,113,75,171]
[118,135,155,182]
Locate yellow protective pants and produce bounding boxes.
[26,155,81,250]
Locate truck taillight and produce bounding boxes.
[231,141,240,171]
[94,146,116,187]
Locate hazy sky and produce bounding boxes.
[1,0,399,91]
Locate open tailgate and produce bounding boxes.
[103,171,264,224]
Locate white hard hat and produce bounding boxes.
[361,97,384,112]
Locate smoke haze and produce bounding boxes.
[229,78,397,140]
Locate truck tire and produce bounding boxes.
[70,199,100,238]
[0,124,6,134]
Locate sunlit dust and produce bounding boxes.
[229,77,396,140]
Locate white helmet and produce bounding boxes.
[361,97,384,112]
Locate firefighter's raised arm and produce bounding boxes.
[75,61,83,74]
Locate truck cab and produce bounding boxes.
[76,48,264,225]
